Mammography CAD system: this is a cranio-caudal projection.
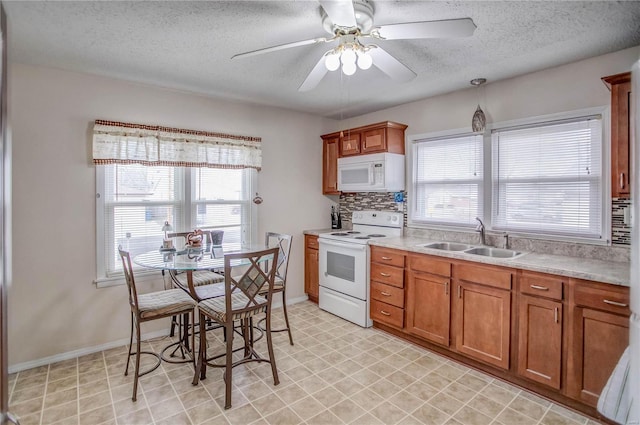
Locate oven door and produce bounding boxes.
[318,238,368,300]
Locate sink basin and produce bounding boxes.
[419,242,473,251]
[464,246,522,258]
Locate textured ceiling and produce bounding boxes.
[5,1,640,119]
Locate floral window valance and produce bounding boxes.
[92,119,262,170]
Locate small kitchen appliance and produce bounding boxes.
[337,152,405,192]
[318,210,403,327]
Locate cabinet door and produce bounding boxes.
[567,307,629,407]
[406,271,450,346]
[361,128,386,154]
[322,137,340,194]
[612,80,631,197]
[454,281,511,369]
[517,295,562,389]
[304,246,319,303]
[340,132,361,156]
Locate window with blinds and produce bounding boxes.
[491,116,603,239]
[412,133,483,227]
[97,164,255,279]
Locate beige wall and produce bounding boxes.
[9,64,336,367]
[341,45,640,138]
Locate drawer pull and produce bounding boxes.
[530,285,549,291]
[604,299,628,308]
[381,256,392,260]
[380,272,391,277]
[620,172,625,189]
[554,307,559,323]
[380,310,391,316]
[380,291,391,297]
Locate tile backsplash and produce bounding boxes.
[338,192,631,258]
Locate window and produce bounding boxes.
[410,133,483,227]
[492,116,603,239]
[96,164,256,281]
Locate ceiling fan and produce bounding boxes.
[231,0,476,91]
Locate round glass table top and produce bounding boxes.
[133,244,271,271]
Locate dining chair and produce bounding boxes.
[258,232,294,345]
[118,247,197,402]
[166,230,225,336]
[192,247,280,409]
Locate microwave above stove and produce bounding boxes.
[337,152,405,192]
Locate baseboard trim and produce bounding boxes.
[9,297,310,374]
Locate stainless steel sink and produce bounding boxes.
[419,242,473,251]
[463,246,522,258]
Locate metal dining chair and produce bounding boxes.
[257,232,294,345]
[118,248,196,401]
[192,247,280,409]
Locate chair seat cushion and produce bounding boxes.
[198,293,267,323]
[137,289,196,319]
[174,270,225,287]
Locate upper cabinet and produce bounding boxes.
[321,121,407,194]
[602,72,631,198]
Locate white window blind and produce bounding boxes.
[492,116,603,239]
[97,164,254,279]
[412,133,483,226]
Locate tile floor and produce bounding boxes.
[9,301,602,425]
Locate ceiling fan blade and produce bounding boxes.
[319,0,357,28]
[369,46,416,83]
[232,38,326,59]
[299,56,329,92]
[375,18,476,40]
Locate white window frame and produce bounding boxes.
[95,166,257,287]
[407,107,610,244]
[407,127,485,232]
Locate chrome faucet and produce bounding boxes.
[475,217,486,245]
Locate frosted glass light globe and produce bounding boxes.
[342,62,357,76]
[341,48,357,65]
[357,52,373,70]
[325,53,340,71]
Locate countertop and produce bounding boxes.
[303,230,630,287]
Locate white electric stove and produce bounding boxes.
[318,210,403,327]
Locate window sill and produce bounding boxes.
[94,270,162,288]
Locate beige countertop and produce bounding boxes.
[370,236,630,287]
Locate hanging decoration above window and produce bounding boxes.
[92,119,262,170]
[470,78,487,133]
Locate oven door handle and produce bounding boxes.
[319,239,367,251]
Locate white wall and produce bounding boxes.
[9,64,336,366]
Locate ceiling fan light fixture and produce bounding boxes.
[341,48,357,65]
[356,50,372,70]
[325,52,341,71]
[342,61,357,76]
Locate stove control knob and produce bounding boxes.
[392,216,398,222]
[386,216,391,221]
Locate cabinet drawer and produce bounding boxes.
[371,299,404,328]
[455,263,512,290]
[305,235,319,250]
[371,263,404,288]
[520,272,563,301]
[409,255,451,277]
[572,281,630,315]
[371,246,405,267]
[371,281,404,308]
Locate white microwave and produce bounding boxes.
[337,152,405,192]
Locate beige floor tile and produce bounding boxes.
[306,408,345,425]
[214,388,250,411]
[41,400,77,424]
[50,414,79,425]
[117,406,154,425]
[44,387,77,410]
[368,378,401,399]
[311,385,346,409]
[481,382,519,405]
[251,392,286,417]
[330,399,366,423]
[148,396,184,422]
[443,381,479,403]
[541,410,587,425]
[186,399,223,424]
[429,392,463,415]
[47,365,77,382]
[156,410,192,425]
[238,380,273,401]
[333,376,365,396]
[549,404,590,423]
[79,389,112,414]
[453,405,493,425]
[273,383,308,405]
[351,412,386,425]
[422,371,454,390]
[466,394,506,417]
[316,366,347,383]
[387,369,418,387]
[9,397,44,418]
[143,383,177,405]
[497,407,538,425]
[14,374,47,392]
[46,377,77,395]
[350,368,382,387]
[398,414,428,425]
[223,403,262,425]
[289,395,325,421]
[14,413,40,425]
[388,390,425,414]
[179,386,214,410]
[349,387,384,410]
[405,380,440,401]
[411,403,450,425]
[508,394,549,420]
[457,373,491,392]
[263,406,303,425]
[9,385,46,405]
[370,401,409,424]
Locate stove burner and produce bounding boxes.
[355,236,371,239]
[346,231,361,234]
[331,232,349,236]
[368,234,386,238]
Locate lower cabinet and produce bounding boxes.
[370,246,406,329]
[567,279,630,407]
[304,235,319,303]
[406,255,451,346]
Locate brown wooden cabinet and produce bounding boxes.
[567,279,630,407]
[406,255,451,346]
[369,246,406,329]
[602,72,631,198]
[322,136,340,195]
[517,271,565,389]
[304,235,319,303]
[453,263,513,370]
[339,132,361,156]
